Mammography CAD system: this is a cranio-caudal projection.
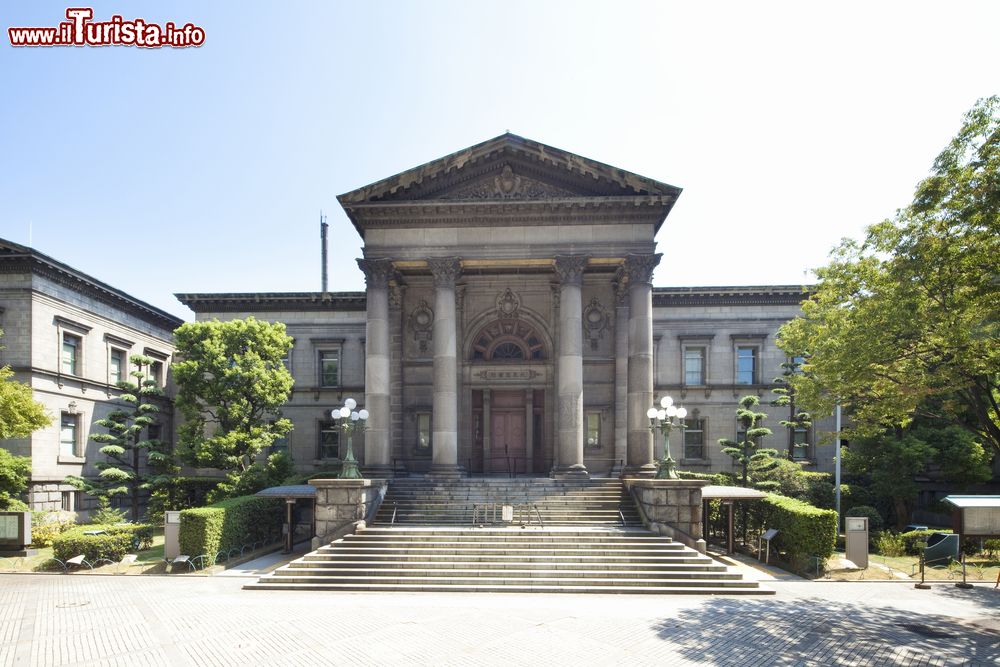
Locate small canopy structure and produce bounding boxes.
[255,485,317,553]
[700,486,768,554]
[942,495,1000,545]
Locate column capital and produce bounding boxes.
[623,253,662,286]
[553,255,590,286]
[356,258,395,289]
[428,257,462,288]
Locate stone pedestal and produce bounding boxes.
[309,478,387,548]
[625,478,708,553]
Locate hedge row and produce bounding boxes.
[751,494,838,563]
[52,523,154,562]
[178,495,283,559]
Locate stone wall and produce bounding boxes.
[310,478,387,548]
[625,479,707,552]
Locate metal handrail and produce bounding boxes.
[532,504,544,528]
[618,509,626,527]
[390,501,398,525]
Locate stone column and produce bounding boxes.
[482,389,492,473]
[552,255,589,479]
[524,388,534,475]
[357,258,394,477]
[613,271,629,476]
[427,257,463,479]
[624,253,661,477]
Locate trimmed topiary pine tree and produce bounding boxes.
[66,355,176,522]
[718,395,779,490]
[771,357,813,460]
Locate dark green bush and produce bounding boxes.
[900,529,938,555]
[51,523,153,562]
[178,495,282,561]
[677,471,735,486]
[749,494,838,563]
[801,472,835,509]
[839,484,874,516]
[846,505,883,532]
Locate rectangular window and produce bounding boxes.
[792,427,811,460]
[416,413,431,451]
[62,334,80,375]
[146,423,161,444]
[318,421,340,459]
[110,348,125,385]
[736,346,757,385]
[60,413,79,457]
[586,412,601,448]
[146,360,163,387]
[319,351,340,388]
[683,418,705,460]
[684,347,705,385]
[61,490,75,511]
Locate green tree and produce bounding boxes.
[718,395,778,489]
[842,432,935,528]
[778,96,1000,451]
[65,355,175,522]
[771,357,812,460]
[0,328,51,439]
[0,448,31,510]
[173,317,294,501]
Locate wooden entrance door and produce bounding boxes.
[490,411,525,474]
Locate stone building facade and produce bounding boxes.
[179,134,836,479]
[0,239,182,513]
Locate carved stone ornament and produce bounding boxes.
[427,257,462,288]
[614,267,629,305]
[623,253,662,286]
[408,299,434,353]
[495,288,521,320]
[442,163,577,200]
[356,258,394,289]
[582,296,611,350]
[553,255,590,286]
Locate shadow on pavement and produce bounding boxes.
[652,595,1000,666]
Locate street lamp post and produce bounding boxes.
[331,397,369,480]
[647,395,687,480]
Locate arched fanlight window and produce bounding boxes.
[471,320,545,361]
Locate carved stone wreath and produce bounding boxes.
[582,296,611,350]
[495,288,521,320]
[408,299,434,353]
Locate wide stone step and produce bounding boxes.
[344,534,670,544]
[357,527,653,537]
[334,538,683,549]
[304,553,713,565]
[286,560,726,572]
[245,581,772,595]
[278,566,732,578]
[260,573,756,586]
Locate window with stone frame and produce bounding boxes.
[416,412,432,452]
[318,350,340,387]
[60,412,81,457]
[145,360,163,387]
[735,346,758,385]
[683,347,706,386]
[683,416,706,460]
[791,425,812,460]
[318,421,340,459]
[585,412,602,449]
[62,333,81,375]
[109,347,125,385]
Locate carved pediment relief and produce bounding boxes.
[437,164,578,200]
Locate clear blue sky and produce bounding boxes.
[2,1,998,320]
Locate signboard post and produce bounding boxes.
[845,516,869,569]
[0,512,34,556]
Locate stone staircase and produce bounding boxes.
[246,478,772,595]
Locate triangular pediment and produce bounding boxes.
[338,133,681,204]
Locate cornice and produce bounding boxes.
[653,286,811,307]
[0,240,184,331]
[175,291,367,313]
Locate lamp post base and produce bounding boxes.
[338,436,363,479]
[655,455,680,480]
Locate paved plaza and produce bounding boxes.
[1,573,998,666]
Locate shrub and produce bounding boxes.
[875,531,906,557]
[748,493,838,563]
[801,472,835,509]
[839,484,874,516]
[900,529,938,555]
[90,501,128,525]
[178,495,282,562]
[846,505,883,532]
[983,539,1000,558]
[51,523,153,562]
[147,476,226,524]
[2,498,29,511]
[30,511,75,547]
[677,471,735,486]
